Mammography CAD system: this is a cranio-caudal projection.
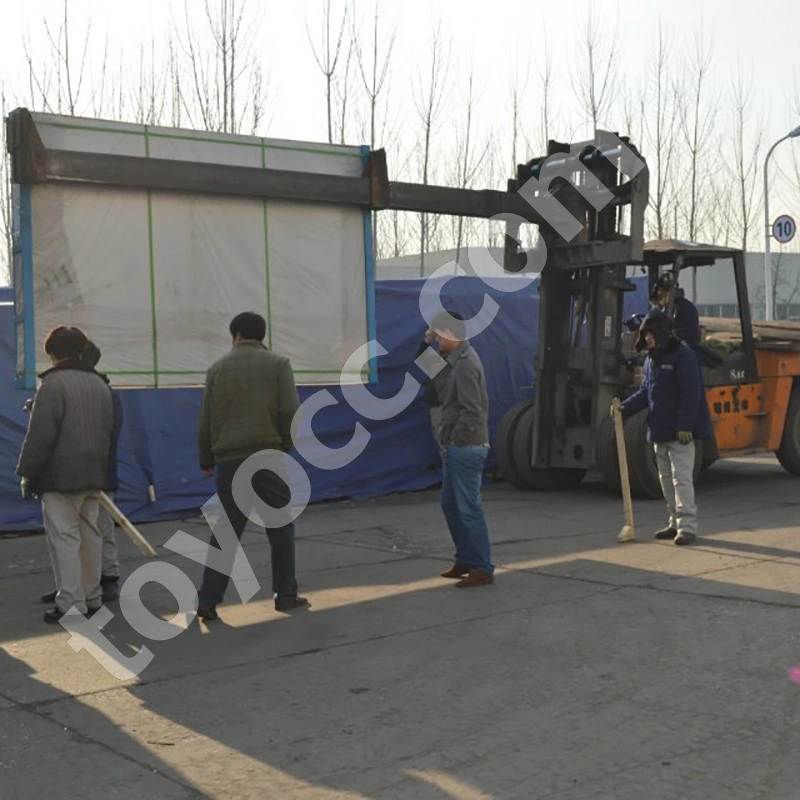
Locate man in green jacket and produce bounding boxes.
[196,312,306,621]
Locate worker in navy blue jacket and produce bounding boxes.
[617,310,713,545]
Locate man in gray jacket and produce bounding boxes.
[431,310,494,588]
[17,326,114,623]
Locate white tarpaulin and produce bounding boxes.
[18,112,373,387]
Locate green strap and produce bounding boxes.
[144,125,159,388]
[261,138,273,348]
[37,119,362,158]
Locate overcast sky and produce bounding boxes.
[2,0,800,240]
[2,0,798,130]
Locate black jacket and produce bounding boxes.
[17,361,114,495]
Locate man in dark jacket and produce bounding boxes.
[618,310,713,545]
[196,312,305,621]
[431,310,494,587]
[37,340,123,605]
[17,326,114,622]
[650,271,701,345]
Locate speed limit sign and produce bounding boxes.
[773,215,796,244]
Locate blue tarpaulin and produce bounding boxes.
[0,277,646,532]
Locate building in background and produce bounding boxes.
[377,249,800,321]
[688,252,800,321]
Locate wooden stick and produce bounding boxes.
[612,399,635,543]
[99,491,158,558]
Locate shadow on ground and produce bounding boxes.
[3,455,800,799]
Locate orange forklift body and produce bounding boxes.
[709,347,800,457]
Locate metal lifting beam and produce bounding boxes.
[35,149,549,223]
[6,107,648,264]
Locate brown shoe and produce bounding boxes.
[455,569,494,588]
[441,565,471,579]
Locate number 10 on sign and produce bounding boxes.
[773,215,796,244]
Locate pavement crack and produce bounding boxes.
[516,566,800,610]
[0,691,210,799]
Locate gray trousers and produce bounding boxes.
[654,441,698,535]
[99,499,120,579]
[42,491,103,614]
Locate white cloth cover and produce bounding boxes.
[20,112,371,386]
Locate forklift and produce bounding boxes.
[495,233,800,497]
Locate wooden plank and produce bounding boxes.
[701,317,800,340]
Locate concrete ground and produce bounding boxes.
[2,456,800,799]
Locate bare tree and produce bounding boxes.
[380,141,416,259]
[352,0,396,259]
[48,0,91,114]
[23,0,97,115]
[704,170,737,248]
[482,146,504,249]
[89,35,112,117]
[334,35,356,144]
[132,38,168,125]
[412,21,449,276]
[622,83,644,154]
[678,29,717,298]
[177,0,268,135]
[643,22,680,239]
[9,3,110,283]
[23,35,54,111]
[571,3,620,131]
[451,63,489,262]
[353,0,396,150]
[506,51,529,173]
[532,32,555,152]
[1,84,11,286]
[166,31,185,128]
[727,65,763,252]
[306,0,348,144]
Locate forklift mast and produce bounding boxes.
[504,137,649,477]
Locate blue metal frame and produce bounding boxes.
[16,185,36,389]
[361,146,378,384]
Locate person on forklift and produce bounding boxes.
[617,310,713,546]
[650,271,701,345]
[646,271,723,371]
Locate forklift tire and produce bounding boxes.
[496,401,586,491]
[512,404,586,490]
[595,414,620,493]
[595,411,660,498]
[624,411,704,499]
[777,390,800,476]
[495,402,530,488]
[624,413,663,499]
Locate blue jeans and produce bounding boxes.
[198,457,298,607]
[441,445,493,574]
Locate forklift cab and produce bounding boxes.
[638,240,758,388]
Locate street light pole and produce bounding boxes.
[764,125,800,321]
